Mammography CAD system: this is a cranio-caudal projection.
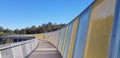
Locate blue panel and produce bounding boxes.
[63,22,73,58]
[59,27,66,52]
[110,36,120,58]
[73,6,92,58]
[116,2,120,36]
[57,29,62,48]
[108,0,120,58]
[114,1,120,58]
[118,39,120,58]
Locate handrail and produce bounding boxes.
[0,39,35,51]
[0,38,38,58]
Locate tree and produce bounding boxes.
[3,29,13,34]
[0,22,66,34]
[19,29,26,34]
[14,29,20,34]
[0,27,3,32]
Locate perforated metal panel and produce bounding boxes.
[84,0,116,58]
[118,40,120,58]
[63,23,73,58]
[67,18,78,58]
[73,6,91,58]
[58,29,64,50]
[108,0,120,58]
[59,27,66,53]
[61,26,68,56]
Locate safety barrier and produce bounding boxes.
[0,39,38,58]
[35,0,120,58]
[0,0,118,58]
[108,0,120,58]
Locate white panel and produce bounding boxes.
[0,51,2,58]
[12,46,23,58]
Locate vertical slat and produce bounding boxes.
[61,26,68,56]
[73,6,92,58]
[84,0,116,58]
[67,18,78,58]
[63,23,73,58]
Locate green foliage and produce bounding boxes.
[19,22,66,34]
[0,38,13,45]
[0,27,14,35]
[0,22,66,34]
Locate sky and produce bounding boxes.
[0,0,94,30]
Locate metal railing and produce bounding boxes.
[0,39,38,58]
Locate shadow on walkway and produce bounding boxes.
[28,40,62,58]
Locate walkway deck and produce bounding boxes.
[28,40,62,58]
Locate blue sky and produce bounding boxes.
[0,0,93,30]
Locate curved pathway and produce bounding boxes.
[28,40,62,58]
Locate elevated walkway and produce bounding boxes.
[0,0,120,58]
[29,40,62,58]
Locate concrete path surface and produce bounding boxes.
[28,40,62,58]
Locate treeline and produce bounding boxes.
[0,27,14,34]
[0,22,66,34]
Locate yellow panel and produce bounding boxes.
[67,18,78,58]
[61,26,68,56]
[27,33,44,40]
[83,0,116,58]
[55,31,60,47]
[53,32,57,45]
[58,29,63,50]
[35,34,44,40]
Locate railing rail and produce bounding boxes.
[0,39,38,58]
